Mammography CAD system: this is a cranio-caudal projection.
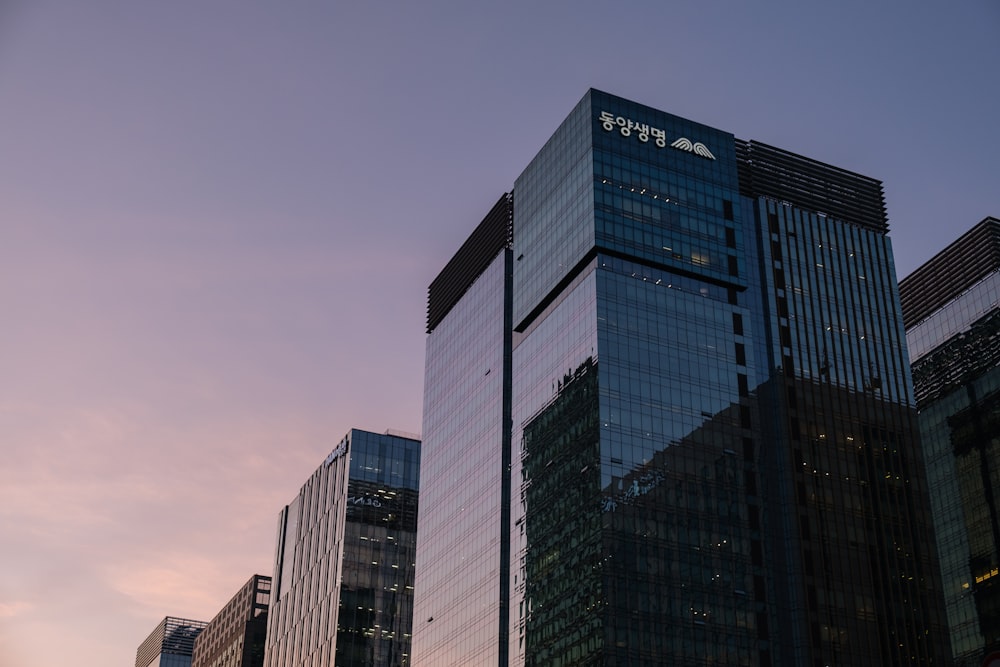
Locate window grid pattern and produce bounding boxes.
[512,92,594,330]
[511,90,762,666]
[413,253,510,666]
[420,88,954,666]
[511,272,600,666]
[136,617,208,667]
[753,196,950,664]
[906,233,1000,664]
[192,575,271,667]
[907,270,1000,364]
[264,431,419,667]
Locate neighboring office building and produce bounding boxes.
[136,616,209,667]
[416,193,513,666]
[191,574,271,667]
[413,89,950,665]
[901,217,1000,666]
[263,429,420,667]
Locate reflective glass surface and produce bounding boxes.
[510,91,761,665]
[752,197,949,664]
[755,200,914,405]
[136,618,207,667]
[413,252,511,666]
[419,89,951,665]
[512,94,594,329]
[909,287,1000,664]
[264,430,419,667]
[908,270,1000,362]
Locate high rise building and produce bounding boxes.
[191,574,271,667]
[263,429,420,667]
[900,217,1000,666]
[135,616,208,667]
[413,89,950,665]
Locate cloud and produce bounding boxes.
[0,601,33,619]
[0,396,339,665]
[109,554,234,618]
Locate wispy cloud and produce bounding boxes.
[0,601,33,619]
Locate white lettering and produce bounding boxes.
[347,496,383,508]
[323,441,348,467]
[598,111,715,159]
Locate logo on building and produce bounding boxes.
[599,111,715,160]
[323,440,348,467]
[670,137,716,160]
[347,495,383,508]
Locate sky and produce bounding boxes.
[0,1,997,665]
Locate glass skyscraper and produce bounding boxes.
[901,217,1000,666]
[264,429,420,667]
[416,194,513,666]
[414,90,950,665]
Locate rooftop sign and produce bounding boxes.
[323,440,348,467]
[599,111,716,160]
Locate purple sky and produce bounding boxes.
[1,2,997,665]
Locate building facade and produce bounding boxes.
[135,616,209,667]
[415,194,513,665]
[901,217,1000,666]
[191,574,271,667]
[263,429,420,667]
[413,89,950,665]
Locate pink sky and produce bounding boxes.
[1,2,997,665]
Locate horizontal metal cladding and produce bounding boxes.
[136,617,208,667]
[735,139,888,233]
[135,618,168,667]
[160,617,207,656]
[899,217,1000,329]
[426,192,512,333]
